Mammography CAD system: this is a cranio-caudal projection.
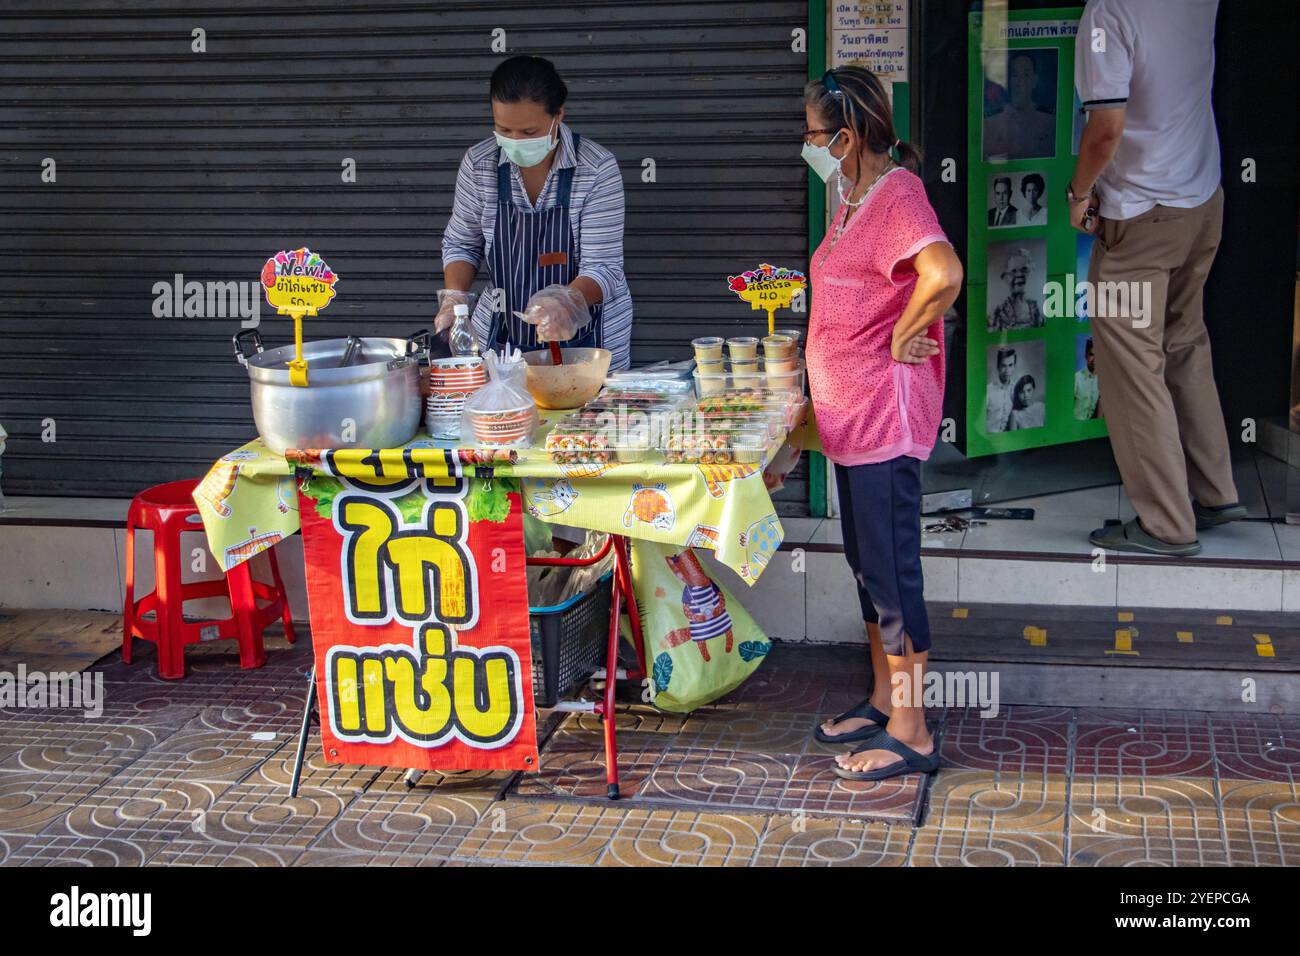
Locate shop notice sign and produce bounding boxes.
[296,459,538,772]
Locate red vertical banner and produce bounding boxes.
[297,473,537,771]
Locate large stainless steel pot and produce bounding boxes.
[234,329,430,454]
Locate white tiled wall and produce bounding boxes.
[0,514,1290,644]
[0,523,310,624]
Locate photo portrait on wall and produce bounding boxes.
[983,47,1059,161]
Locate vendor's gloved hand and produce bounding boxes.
[520,284,592,342]
[434,289,476,335]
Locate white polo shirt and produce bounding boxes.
[1075,0,1222,220]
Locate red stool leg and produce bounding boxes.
[265,546,296,644]
[154,518,187,680]
[226,562,267,671]
[122,515,137,664]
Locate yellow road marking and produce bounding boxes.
[1106,628,1139,656]
[1117,611,1134,622]
[1176,631,1194,643]
[952,608,968,619]
[1254,634,1275,658]
[1217,615,1233,625]
[1023,626,1047,646]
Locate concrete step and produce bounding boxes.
[772,600,1300,715]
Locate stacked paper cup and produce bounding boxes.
[426,357,488,440]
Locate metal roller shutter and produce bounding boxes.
[0,0,810,510]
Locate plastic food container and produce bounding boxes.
[663,422,771,466]
[762,334,797,360]
[727,336,759,361]
[732,430,768,464]
[595,380,695,404]
[693,356,805,397]
[692,336,724,363]
[543,421,655,465]
[693,389,801,440]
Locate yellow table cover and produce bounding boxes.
[193,410,814,586]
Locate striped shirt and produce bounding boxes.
[441,123,634,370]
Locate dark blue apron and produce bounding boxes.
[485,133,602,352]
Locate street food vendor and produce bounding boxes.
[437,55,633,370]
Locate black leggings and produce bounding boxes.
[834,456,932,656]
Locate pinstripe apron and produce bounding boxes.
[485,133,602,353]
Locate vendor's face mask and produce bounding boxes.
[801,131,844,183]
[496,118,557,168]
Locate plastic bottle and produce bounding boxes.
[449,303,479,357]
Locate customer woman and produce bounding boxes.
[803,67,963,781]
[437,55,633,369]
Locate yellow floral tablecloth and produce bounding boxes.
[194,410,814,586]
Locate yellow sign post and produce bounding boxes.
[260,248,339,386]
[726,263,807,335]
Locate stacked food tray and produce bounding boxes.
[666,387,806,466]
[543,380,690,465]
[540,378,806,468]
[693,356,806,396]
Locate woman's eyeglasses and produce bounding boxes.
[801,127,840,145]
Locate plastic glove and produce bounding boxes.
[434,289,477,334]
[519,284,592,342]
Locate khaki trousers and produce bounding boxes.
[1087,186,1237,544]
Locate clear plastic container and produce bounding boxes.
[693,356,805,397]
[663,421,771,466]
[693,388,808,436]
[596,379,695,404]
[545,417,657,464]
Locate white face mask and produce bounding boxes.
[496,118,558,168]
[801,131,844,183]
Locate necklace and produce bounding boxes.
[822,162,896,260]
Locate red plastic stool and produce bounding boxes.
[123,478,295,680]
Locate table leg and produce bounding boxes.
[613,535,647,679]
[289,665,316,798]
[601,554,623,800]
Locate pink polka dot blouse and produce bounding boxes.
[808,168,949,467]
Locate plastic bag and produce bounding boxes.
[518,284,592,342]
[526,531,614,608]
[624,540,772,713]
[460,347,539,447]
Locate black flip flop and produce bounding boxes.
[813,697,890,744]
[833,730,940,781]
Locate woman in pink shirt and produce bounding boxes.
[803,68,963,782]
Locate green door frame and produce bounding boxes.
[806,0,829,516]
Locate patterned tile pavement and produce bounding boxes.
[0,612,1297,866]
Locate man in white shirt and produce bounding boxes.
[1069,0,1243,557]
